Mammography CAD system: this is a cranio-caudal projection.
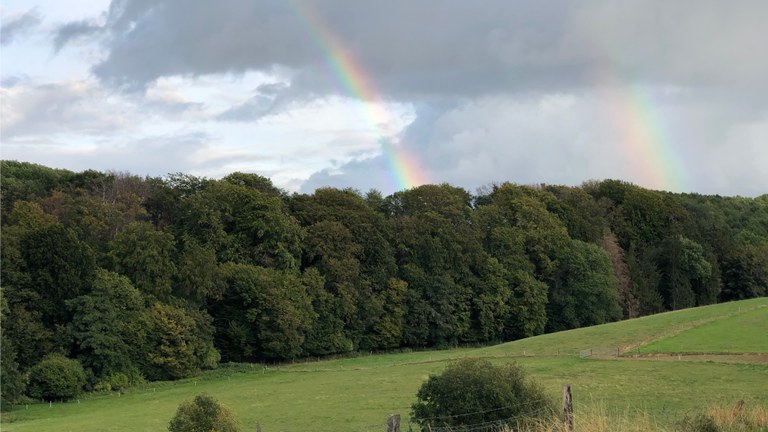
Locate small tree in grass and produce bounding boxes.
[411,358,554,430]
[168,394,240,432]
[26,354,87,401]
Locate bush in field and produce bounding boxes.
[93,369,144,392]
[168,394,240,432]
[411,358,554,430]
[678,413,720,432]
[26,354,86,401]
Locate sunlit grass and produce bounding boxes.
[642,305,768,354]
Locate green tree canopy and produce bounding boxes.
[548,239,622,331]
[109,221,177,300]
[67,269,148,380]
[168,394,240,432]
[143,303,219,380]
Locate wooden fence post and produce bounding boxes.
[562,384,574,432]
[387,413,401,432]
[255,422,261,432]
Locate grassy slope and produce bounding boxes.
[3,298,766,432]
[641,306,768,353]
[477,298,768,356]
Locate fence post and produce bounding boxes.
[256,422,262,432]
[562,384,574,432]
[387,414,401,432]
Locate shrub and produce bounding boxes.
[168,394,240,432]
[678,413,720,432]
[93,369,144,392]
[26,354,86,401]
[411,358,554,430]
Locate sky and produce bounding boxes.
[2,0,767,197]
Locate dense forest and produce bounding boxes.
[2,160,766,408]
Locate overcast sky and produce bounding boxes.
[2,0,767,196]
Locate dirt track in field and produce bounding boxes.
[592,352,768,364]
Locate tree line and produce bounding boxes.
[1,160,766,408]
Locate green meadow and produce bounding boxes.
[2,298,767,432]
[641,305,768,354]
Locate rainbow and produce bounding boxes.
[286,1,427,191]
[593,68,689,193]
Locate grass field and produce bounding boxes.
[2,298,766,432]
[641,305,768,354]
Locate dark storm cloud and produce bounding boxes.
[88,0,768,96]
[1,8,42,45]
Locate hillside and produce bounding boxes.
[3,162,767,378]
[3,298,766,431]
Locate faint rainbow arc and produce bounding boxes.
[592,67,688,192]
[286,1,427,191]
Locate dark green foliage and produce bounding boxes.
[0,334,26,410]
[109,221,177,300]
[20,224,96,326]
[222,171,283,197]
[545,185,610,243]
[174,237,225,305]
[1,162,766,383]
[143,303,219,380]
[26,354,87,401]
[67,269,148,380]
[548,240,622,331]
[678,413,720,432]
[1,303,56,372]
[171,179,302,269]
[290,187,400,350]
[411,358,554,430]
[212,263,314,361]
[0,160,73,213]
[391,185,482,346]
[168,394,240,432]
[720,243,768,300]
[658,235,716,310]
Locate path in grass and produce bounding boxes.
[640,305,768,354]
[476,298,768,358]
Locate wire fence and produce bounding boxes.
[413,398,555,424]
[417,406,557,432]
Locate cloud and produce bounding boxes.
[695,112,768,198]
[1,8,43,45]
[1,130,215,178]
[0,76,215,142]
[87,0,768,97]
[301,94,607,194]
[53,20,103,52]
[216,82,291,121]
[301,92,768,197]
[0,79,136,138]
[10,0,768,198]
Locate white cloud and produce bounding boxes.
[302,90,768,197]
[0,79,136,138]
[0,7,42,45]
